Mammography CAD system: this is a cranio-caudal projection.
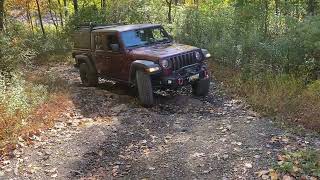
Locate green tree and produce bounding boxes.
[0,0,4,31]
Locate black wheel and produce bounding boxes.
[79,63,98,87]
[136,70,154,107]
[192,78,210,96]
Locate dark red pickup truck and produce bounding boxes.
[72,23,211,106]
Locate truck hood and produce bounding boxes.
[128,43,199,61]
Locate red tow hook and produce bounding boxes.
[204,70,209,79]
[177,78,184,85]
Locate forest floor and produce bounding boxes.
[1,65,320,180]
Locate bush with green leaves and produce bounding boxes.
[0,73,48,119]
[0,19,71,73]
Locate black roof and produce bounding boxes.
[91,24,161,33]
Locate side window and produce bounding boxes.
[106,34,120,52]
[95,34,104,50]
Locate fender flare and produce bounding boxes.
[75,54,97,73]
[129,60,161,83]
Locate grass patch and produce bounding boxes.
[209,61,320,132]
[275,149,320,178]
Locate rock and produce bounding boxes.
[111,104,128,114]
[222,154,229,159]
[191,152,206,158]
[261,175,269,179]
[2,160,10,165]
[0,171,4,176]
[282,175,294,180]
[244,163,253,169]
[254,155,261,159]
[45,168,57,174]
[148,167,155,170]
[256,170,269,177]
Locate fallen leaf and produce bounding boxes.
[282,175,294,180]
[269,169,278,180]
[51,173,58,178]
[256,170,269,177]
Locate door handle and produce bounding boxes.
[106,57,111,59]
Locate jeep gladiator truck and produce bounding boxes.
[72,23,211,106]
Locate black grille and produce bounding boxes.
[169,51,197,71]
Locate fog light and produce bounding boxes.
[168,80,172,84]
[146,67,160,73]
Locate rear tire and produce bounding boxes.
[79,63,98,87]
[192,78,210,96]
[136,71,154,107]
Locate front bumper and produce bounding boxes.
[158,64,209,88]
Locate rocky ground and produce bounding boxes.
[1,65,320,180]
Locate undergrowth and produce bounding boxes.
[0,70,71,152]
[275,149,320,178]
[209,61,320,132]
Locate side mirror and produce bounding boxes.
[110,44,120,52]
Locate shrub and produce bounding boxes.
[0,20,71,73]
[0,73,48,118]
[276,149,320,178]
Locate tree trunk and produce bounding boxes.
[48,0,58,31]
[35,0,46,37]
[0,0,4,31]
[264,0,269,39]
[307,0,317,16]
[26,1,34,33]
[63,0,68,17]
[101,0,106,17]
[166,0,172,24]
[275,0,280,15]
[57,0,64,27]
[73,0,78,14]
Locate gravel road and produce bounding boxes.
[1,65,319,180]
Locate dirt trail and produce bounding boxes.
[1,65,319,180]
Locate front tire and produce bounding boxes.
[79,63,98,87]
[136,71,154,107]
[192,78,210,96]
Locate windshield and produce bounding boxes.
[121,27,171,48]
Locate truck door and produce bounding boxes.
[93,33,112,76]
[105,33,128,81]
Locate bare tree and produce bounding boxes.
[35,0,46,37]
[0,0,4,31]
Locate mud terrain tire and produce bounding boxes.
[192,78,210,96]
[136,71,154,107]
[79,63,98,87]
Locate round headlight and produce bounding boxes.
[195,52,201,61]
[160,59,169,69]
